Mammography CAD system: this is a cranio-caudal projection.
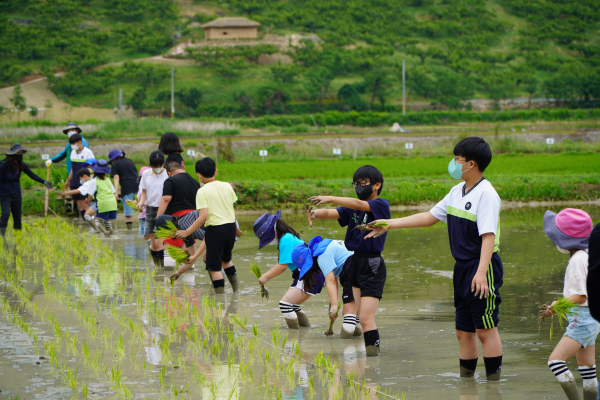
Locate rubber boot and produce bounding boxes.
[583,386,597,400]
[560,380,582,400]
[96,222,111,238]
[353,324,363,337]
[487,369,502,381]
[296,312,311,328]
[0,227,5,237]
[214,286,225,295]
[340,325,354,339]
[151,255,160,268]
[460,366,476,378]
[86,219,99,232]
[365,345,380,357]
[107,226,115,236]
[226,273,239,293]
[284,316,300,330]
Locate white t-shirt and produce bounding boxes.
[70,147,94,163]
[564,250,589,306]
[430,178,501,262]
[139,168,168,207]
[78,178,97,197]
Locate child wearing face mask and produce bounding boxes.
[46,122,90,178]
[65,134,95,220]
[542,208,597,400]
[365,137,504,378]
[61,168,107,236]
[305,165,389,356]
[137,151,168,268]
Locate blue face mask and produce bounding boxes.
[448,158,472,180]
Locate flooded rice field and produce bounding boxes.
[1,205,599,399]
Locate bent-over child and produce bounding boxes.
[543,208,597,400]
[90,160,118,237]
[253,210,324,329]
[62,168,104,235]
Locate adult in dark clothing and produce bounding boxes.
[586,224,600,322]
[0,144,53,235]
[108,149,139,230]
[158,132,185,167]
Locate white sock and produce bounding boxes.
[104,221,112,229]
[579,365,598,389]
[279,301,297,320]
[549,360,575,383]
[342,314,357,334]
[84,215,93,221]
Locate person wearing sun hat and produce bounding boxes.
[46,122,90,176]
[543,208,597,400]
[89,160,118,237]
[252,210,323,329]
[108,149,139,230]
[0,143,53,236]
[291,236,363,343]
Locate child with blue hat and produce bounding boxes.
[252,210,324,329]
[291,236,362,342]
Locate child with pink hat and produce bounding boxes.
[543,208,597,400]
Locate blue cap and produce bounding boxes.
[108,149,124,162]
[84,158,97,166]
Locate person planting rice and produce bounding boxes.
[88,160,118,236]
[137,151,168,268]
[0,143,53,236]
[136,167,150,244]
[155,213,206,282]
[61,168,108,236]
[65,133,95,220]
[252,210,325,329]
[290,236,357,337]
[542,208,597,400]
[175,157,242,294]
[365,137,504,378]
[108,149,139,231]
[306,165,389,356]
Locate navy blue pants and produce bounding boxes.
[0,195,22,230]
[454,253,503,332]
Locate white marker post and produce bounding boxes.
[333,148,342,160]
[41,154,49,160]
[186,149,195,163]
[43,154,50,217]
[259,149,268,163]
[405,142,413,158]
[546,138,554,154]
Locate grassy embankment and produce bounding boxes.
[19,153,600,215]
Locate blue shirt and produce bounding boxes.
[278,233,304,271]
[315,240,354,278]
[336,198,391,253]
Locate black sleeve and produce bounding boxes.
[587,224,600,321]
[110,162,119,178]
[0,160,8,179]
[162,178,174,197]
[23,163,46,184]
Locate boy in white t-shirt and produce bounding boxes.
[366,137,504,379]
[65,134,94,220]
[543,208,597,400]
[137,151,168,268]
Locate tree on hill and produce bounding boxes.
[128,87,147,117]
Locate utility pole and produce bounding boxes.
[118,89,122,119]
[171,68,175,118]
[402,60,406,116]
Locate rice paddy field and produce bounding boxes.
[1,205,599,399]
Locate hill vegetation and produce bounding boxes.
[1,0,600,118]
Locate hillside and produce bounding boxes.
[1,0,599,118]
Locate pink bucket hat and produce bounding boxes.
[543,208,593,250]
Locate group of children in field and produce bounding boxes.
[50,124,599,398]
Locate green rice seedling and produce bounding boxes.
[252,324,259,336]
[325,302,342,336]
[159,365,167,387]
[82,382,88,399]
[155,220,178,240]
[249,263,270,300]
[125,199,141,212]
[166,246,190,265]
[538,297,577,339]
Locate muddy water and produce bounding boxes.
[1,205,599,399]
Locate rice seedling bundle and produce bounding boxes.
[325,301,342,336]
[155,220,178,240]
[250,262,269,300]
[538,297,577,339]
[166,246,190,265]
[125,199,140,211]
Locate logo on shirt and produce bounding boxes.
[465,202,472,210]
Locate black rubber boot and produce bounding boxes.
[226,273,239,293]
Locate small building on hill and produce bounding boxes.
[201,17,261,40]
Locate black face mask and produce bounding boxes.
[355,185,373,201]
[14,155,23,161]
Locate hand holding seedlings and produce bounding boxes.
[305,205,316,227]
[125,199,141,212]
[308,196,332,206]
[325,302,341,336]
[174,229,190,239]
[250,263,269,300]
[538,297,577,339]
[166,246,191,265]
[155,220,178,240]
[360,220,389,238]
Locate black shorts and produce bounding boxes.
[339,257,355,304]
[348,252,386,300]
[204,223,236,272]
[72,193,85,201]
[454,253,503,332]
